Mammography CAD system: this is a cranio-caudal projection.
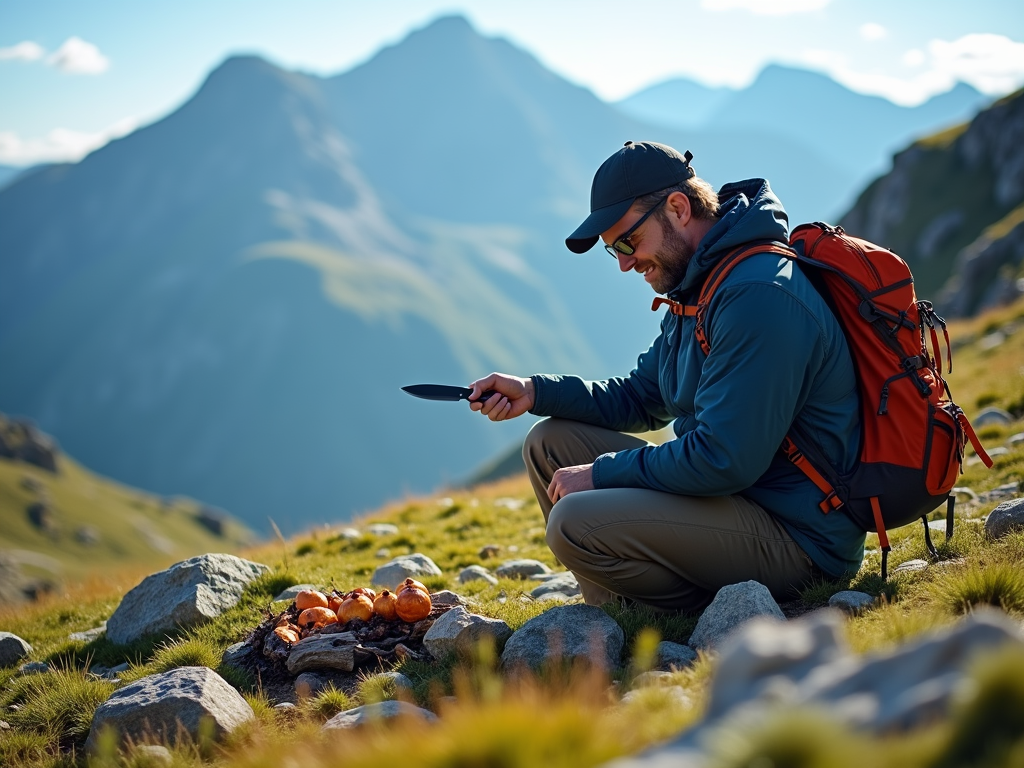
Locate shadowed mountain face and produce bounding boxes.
[0,16,973,533]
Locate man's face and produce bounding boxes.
[602,206,695,295]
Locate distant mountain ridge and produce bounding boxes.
[0,16,1000,533]
[616,66,989,213]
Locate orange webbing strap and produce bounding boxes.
[780,436,843,514]
[650,297,690,316]
[957,412,993,468]
[870,496,891,580]
[928,325,943,381]
[693,243,796,355]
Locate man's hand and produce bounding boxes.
[467,373,535,422]
[547,463,595,504]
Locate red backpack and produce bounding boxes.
[653,222,993,578]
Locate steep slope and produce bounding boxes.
[841,89,1024,314]
[0,413,252,601]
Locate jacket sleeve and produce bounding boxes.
[529,321,675,433]
[591,281,828,494]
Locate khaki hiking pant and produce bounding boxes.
[524,418,818,613]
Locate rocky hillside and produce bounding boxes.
[0,412,253,604]
[841,88,1024,316]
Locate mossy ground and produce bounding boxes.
[2,300,1024,768]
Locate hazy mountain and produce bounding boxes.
[615,79,736,129]
[841,89,1024,315]
[0,16,976,533]
[617,65,989,213]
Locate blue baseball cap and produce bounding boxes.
[565,141,694,254]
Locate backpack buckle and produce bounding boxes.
[818,491,843,514]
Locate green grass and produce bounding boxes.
[1,298,1024,768]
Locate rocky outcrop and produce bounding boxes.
[841,89,1024,317]
[86,666,254,751]
[106,554,270,645]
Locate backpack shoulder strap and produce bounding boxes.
[690,242,795,355]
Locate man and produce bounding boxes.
[468,141,865,612]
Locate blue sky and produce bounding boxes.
[1,0,1022,165]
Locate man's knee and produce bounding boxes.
[522,417,559,464]
[545,494,587,565]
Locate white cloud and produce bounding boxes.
[0,41,46,61]
[859,23,887,42]
[929,34,1024,95]
[0,116,138,165]
[903,49,925,68]
[47,36,110,74]
[701,0,830,15]
[797,33,1024,105]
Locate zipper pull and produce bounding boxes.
[878,385,889,416]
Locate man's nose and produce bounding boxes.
[616,252,637,272]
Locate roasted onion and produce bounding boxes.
[338,594,374,623]
[395,586,432,622]
[295,589,329,611]
[373,589,399,621]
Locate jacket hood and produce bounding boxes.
[669,178,790,299]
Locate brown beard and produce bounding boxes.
[650,212,695,294]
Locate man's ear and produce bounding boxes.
[664,191,692,227]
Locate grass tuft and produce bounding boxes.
[933,563,1024,614]
[305,685,356,721]
[146,637,221,675]
[707,708,862,768]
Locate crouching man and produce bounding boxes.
[469,141,865,612]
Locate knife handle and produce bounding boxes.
[468,389,499,402]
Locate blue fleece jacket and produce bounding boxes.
[531,179,866,578]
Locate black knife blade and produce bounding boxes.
[402,384,499,402]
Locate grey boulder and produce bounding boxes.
[322,701,437,730]
[985,498,1024,539]
[495,559,552,579]
[371,553,442,589]
[607,608,1024,768]
[501,604,624,672]
[423,606,512,658]
[687,581,784,652]
[458,565,498,586]
[656,641,698,670]
[0,632,33,668]
[973,406,1013,428]
[365,523,399,536]
[86,666,254,751]
[272,584,318,602]
[69,623,106,643]
[828,590,876,614]
[530,572,580,598]
[105,554,270,645]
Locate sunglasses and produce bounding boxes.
[603,196,668,258]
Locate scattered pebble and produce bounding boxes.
[131,745,173,766]
[375,548,390,559]
[952,486,979,501]
[435,497,454,507]
[366,523,399,536]
[18,661,50,675]
[0,720,10,730]
[893,559,929,574]
[828,591,876,615]
[339,528,361,540]
[1008,433,1024,448]
[494,497,526,510]
[458,565,498,586]
[478,544,501,559]
[273,702,296,710]
[973,407,1013,429]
